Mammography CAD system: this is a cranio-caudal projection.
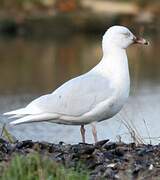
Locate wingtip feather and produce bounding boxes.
[9,113,59,125]
[3,108,26,116]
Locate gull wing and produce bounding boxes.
[4,72,114,124]
[27,72,113,116]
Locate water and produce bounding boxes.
[0,33,160,144]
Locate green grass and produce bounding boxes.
[0,153,89,180]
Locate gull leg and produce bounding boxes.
[80,125,85,143]
[91,123,98,143]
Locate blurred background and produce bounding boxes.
[0,0,160,144]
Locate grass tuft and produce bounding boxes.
[0,153,89,180]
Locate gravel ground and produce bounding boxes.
[0,138,160,180]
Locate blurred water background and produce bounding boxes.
[0,0,160,144]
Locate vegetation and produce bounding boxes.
[0,153,89,180]
[0,0,158,10]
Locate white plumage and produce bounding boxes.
[3,26,148,143]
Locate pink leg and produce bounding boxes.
[92,123,98,143]
[80,125,85,143]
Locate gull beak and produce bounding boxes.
[133,37,149,45]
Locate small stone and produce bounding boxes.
[103,168,115,178]
[107,163,116,168]
[114,174,120,179]
[93,150,105,164]
[95,139,109,147]
[149,164,154,170]
[132,164,143,175]
[16,140,34,149]
[86,159,97,169]
[80,146,95,155]
[104,151,114,160]
[102,142,116,150]
[94,164,105,173]
[115,146,128,156]
[70,145,79,153]
[59,141,65,145]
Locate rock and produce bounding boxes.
[114,146,128,156]
[79,145,95,155]
[103,151,114,160]
[149,164,154,170]
[95,139,109,148]
[0,138,13,154]
[102,142,117,150]
[103,168,115,179]
[132,164,143,176]
[93,164,105,173]
[92,149,105,165]
[15,140,34,149]
[123,153,132,162]
[107,163,116,168]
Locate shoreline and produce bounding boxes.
[0,12,159,38]
[0,138,160,179]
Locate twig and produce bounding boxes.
[1,123,15,143]
[143,118,152,144]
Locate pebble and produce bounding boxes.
[149,164,154,170]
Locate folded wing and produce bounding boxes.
[4,72,113,124]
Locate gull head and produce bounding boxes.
[102,26,149,50]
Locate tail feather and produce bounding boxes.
[10,113,59,125]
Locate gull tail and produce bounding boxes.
[10,113,59,125]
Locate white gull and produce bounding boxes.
[3,26,148,143]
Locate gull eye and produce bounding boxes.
[123,32,130,37]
